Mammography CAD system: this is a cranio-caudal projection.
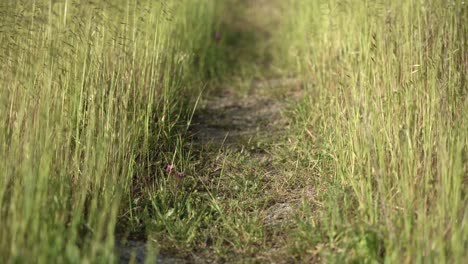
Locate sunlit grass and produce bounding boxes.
[0,0,223,262]
[281,0,467,262]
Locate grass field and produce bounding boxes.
[0,0,466,263]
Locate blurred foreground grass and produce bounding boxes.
[0,0,223,262]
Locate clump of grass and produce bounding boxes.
[280,0,466,262]
[0,0,224,262]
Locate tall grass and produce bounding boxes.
[282,0,467,262]
[0,0,222,262]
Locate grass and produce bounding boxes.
[280,0,467,262]
[0,0,466,263]
[0,0,224,262]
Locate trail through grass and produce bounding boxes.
[0,0,466,263]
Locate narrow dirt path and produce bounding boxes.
[187,77,304,262]
[117,81,302,263]
[117,1,307,263]
[191,79,301,147]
